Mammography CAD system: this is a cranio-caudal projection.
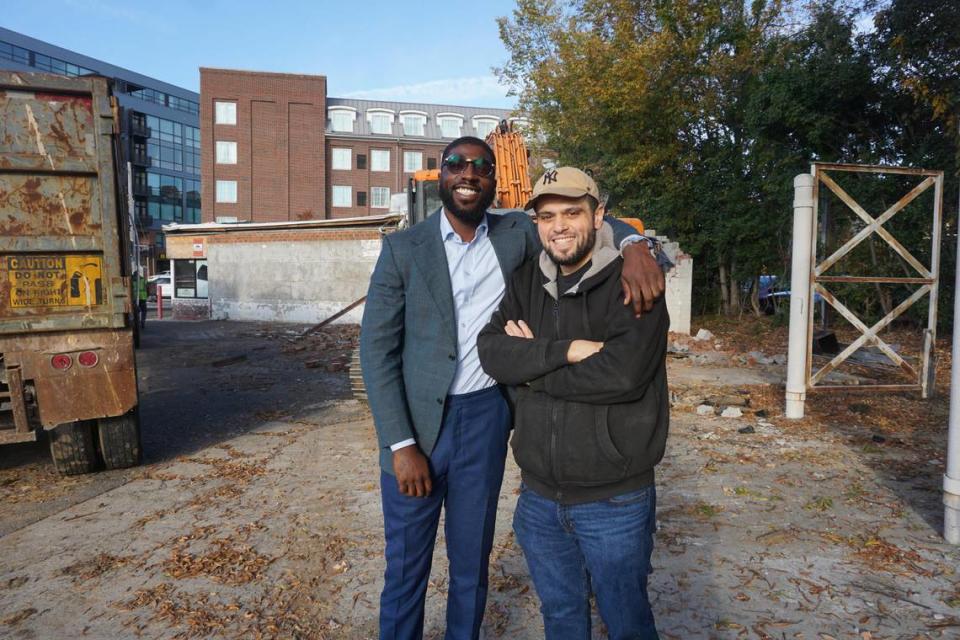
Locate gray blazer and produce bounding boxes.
[360,208,638,474]
[360,209,538,474]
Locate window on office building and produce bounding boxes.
[332,186,352,207]
[329,109,355,133]
[402,114,426,136]
[357,154,367,170]
[371,187,390,209]
[0,41,31,66]
[403,151,423,173]
[215,141,237,164]
[186,179,201,223]
[369,112,392,134]
[216,180,237,203]
[427,157,438,170]
[215,101,236,125]
[371,149,390,172]
[357,191,367,207]
[332,148,352,170]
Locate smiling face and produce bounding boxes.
[534,194,605,274]
[438,142,497,226]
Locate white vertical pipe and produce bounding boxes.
[943,189,960,544]
[786,174,815,419]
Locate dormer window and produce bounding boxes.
[472,116,500,139]
[367,109,395,135]
[437,112,464,138]
[509,117,530,132]
[329,107,357,133]
[400,111,428,136]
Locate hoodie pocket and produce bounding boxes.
[511,393,553,483]
[555,404,628,485]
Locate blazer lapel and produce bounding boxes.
[487,212,528,281]
[411,210,456,344]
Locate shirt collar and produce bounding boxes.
[440,208,489,244]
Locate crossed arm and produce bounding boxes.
[477,278,669,404]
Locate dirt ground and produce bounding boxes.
[2,316,960,639]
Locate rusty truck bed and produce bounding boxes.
[0,71,129,334]
[0,71,136,442]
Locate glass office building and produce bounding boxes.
[0,27,201,276]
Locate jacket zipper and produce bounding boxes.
[551,297,562,502]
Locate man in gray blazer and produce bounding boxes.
[360,136,664,640]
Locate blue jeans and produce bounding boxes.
[379,385,511,640]
[513,484,659,640]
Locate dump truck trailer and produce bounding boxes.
[0,71,141,475]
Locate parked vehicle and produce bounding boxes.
[749,275,822,315]
[147,272,172,299]
[0,71,142,474]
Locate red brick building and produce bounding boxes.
[200,68,521,222]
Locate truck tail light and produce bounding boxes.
[78,351,99,367]
[51,354,72,370]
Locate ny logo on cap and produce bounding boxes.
[542,170,558,185]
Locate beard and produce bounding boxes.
[439,182,496,226]
[544,226,597,268]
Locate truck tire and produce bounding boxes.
[49,421,99,475]
[349,346,367,403]
[97,408,142,470]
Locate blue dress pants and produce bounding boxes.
[379,385,510,640]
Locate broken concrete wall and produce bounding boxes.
[206,230,382,324]
[167,222,694,332]
[648,231,693,336]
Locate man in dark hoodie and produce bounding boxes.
[478,167,669,640]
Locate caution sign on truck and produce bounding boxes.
[6,255,104,308]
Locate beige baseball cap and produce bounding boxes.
[524,167,600,211]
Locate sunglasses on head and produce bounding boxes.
[442,154,496,178]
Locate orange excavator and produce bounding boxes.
[406,120,534,225]
[404,120,644,233]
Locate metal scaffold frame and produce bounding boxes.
[807,163,944,397]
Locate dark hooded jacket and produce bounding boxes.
[477,224,669,504]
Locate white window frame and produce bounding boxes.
[332,185,352,208]
[215,140,237,164]
[329,107,357,133]
[367,109,395,135]
[371,149,390,172]
[509,117,530,131]
[400,110,427,136]
[331,147,352,170]
[215,180,237,203]
[215,101,236,125]
[371,187,391,209]
[437,112,464,138]
[472,115,500,139]
[403,151,423,173]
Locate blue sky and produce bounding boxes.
[3,0,522,108]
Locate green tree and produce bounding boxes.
[498,0,883,315]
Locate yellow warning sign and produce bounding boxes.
[7,255,104,308]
